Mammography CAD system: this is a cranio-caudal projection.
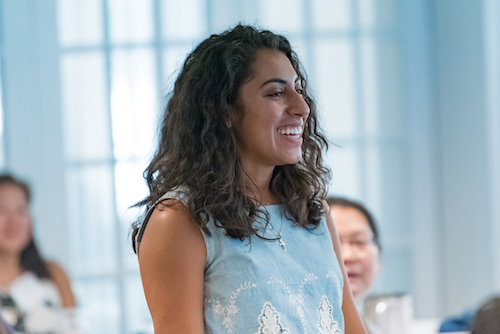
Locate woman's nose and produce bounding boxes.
[288,90,310,117]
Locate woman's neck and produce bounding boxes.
[241,165,277,205]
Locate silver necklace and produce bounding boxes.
[268,217,286,251]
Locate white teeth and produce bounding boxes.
[279,127,302,135]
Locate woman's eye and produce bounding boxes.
[270,91,283,97]
[296,88,304,95]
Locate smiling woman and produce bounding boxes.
[0,174,77,334]
[132,24,367,334]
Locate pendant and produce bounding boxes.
[278,238,287,252]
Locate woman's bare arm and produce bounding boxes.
[138,200,206,334]
[47,261,77,308]
[324,201,367,334]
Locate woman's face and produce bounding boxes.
[0,184,32,255]
[331,205,380,298]
[232,49,310,171]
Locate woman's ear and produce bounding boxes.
[226,104,240,129]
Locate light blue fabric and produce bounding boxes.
[161,190,345,334]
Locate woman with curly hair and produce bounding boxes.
[133,24,366,334]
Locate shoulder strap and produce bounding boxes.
[134,187,188,254]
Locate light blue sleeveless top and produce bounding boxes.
[148,190,345,334]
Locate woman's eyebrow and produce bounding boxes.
[260,77,300,88]
[260,78,287,88]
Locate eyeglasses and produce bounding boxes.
[340,238,375,251]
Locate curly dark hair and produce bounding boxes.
[132,24,330,250]
[0,174,51,279]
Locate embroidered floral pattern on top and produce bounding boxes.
[267,273,319,334]
[255,302,291,334]
[316,296,342,334]
[326,270,342,293]
[210,281,257,333]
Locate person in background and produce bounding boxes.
[133,25,367,333]
[327,197,381,334]
[439,295,500,333]
[471,295,500,334]
[327,197,381,303]
[0,174,76,334]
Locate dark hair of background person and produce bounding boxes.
[0,174,51,279]
[471,296,500,334]
[326,196,382,251]
[132,24,330,249]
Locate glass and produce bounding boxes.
[360,37,379,136]
[0,62,4,168]
[114,160,149,271]
[314,38,358,139]
[110,48,158,160]
[376,39,403,136]
[379,247,412,293]
[325,145,361,199]
[340,235,376,251]
[66,165,118,276]
[311,0,352,31]
[124,275,152,334]
[73,278,121,334]
[162,45,197,93]
[60,52,111,162]
[160,0,207,41]
[359,0,399,30]
[257,0,304,34]
[378,145,410,238]
[57,0,104,47]
[108,0,154,44]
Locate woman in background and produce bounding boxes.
[0,174,76,334]
[133,25,366,333]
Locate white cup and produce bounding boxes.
[363,292,414,334]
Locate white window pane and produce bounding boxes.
[161,0,207,41]
[66,166,118,276]
[379,145,409,237]
[61,52,111,161]
[258,0,304,34]
[325,145,361,198]
[110,48,158,160]
[114,160,149,271]
[124,275,152,333]
[379,247,412,293]
[365,144,382,218]
[108,0,154,44]
[314,39,357,139]
[0,63,5,168]
[358,0,376,30]
[57,0,104,47]
[312,0,352,31]
[162,45,195,92]
[360,37,379,136]
[73,279,121,334]
[290,39,310,72]
[377,39,403,136]
[359,0,399,30]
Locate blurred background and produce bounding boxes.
[0,0,499,333]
